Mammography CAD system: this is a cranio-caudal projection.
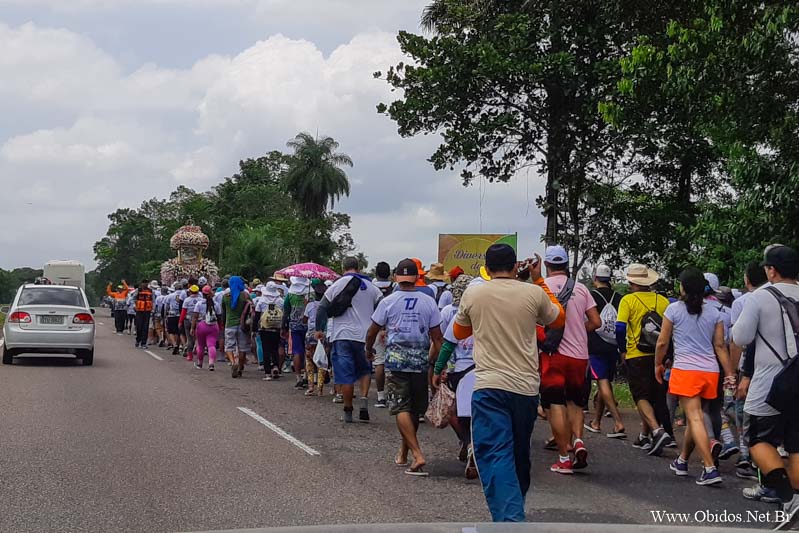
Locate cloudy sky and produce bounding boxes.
[0,0,547,271]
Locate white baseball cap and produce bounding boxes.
[595,265,612,280]
[704,272,721,293]
[544,245,569,265]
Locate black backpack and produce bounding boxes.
[434,284,447,303]
[758,287,799,414]
[327,276,363,318]
[539,278,576,354]
[635,294,664,353]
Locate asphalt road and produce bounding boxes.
[0,317,779,532]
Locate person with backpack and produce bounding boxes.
[190,285,222,371]
[655,268,735,485]
[283,277,310,390]
[256,282,284,381]
[315,256,382,423]
[732,245,799,530]
[133,279,154,349]
[585,264,626,439]
[615,263,674,457]
[427,263,452,309]
[537,245,601,475]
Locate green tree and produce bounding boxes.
[284,132,352,218]
[376,0,667,271]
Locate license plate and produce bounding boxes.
[40,315,64,325]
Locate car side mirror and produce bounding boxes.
[0,305,9,314]
[90,308,96,314]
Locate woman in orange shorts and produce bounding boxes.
[654,268,735,486]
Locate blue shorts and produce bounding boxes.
[290,329,306,356]
[331,340,371,385]
[589,351,618,381]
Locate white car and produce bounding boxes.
[2,284,96,365]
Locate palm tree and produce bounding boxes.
[284,132,353,217]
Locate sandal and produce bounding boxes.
[465,447,478,480]
[404,465,429,477]
[394,457,409,467]
[304,389,316,397]
[584,423,601,434]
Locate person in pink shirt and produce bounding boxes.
[539,245,601,475]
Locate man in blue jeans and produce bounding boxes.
[315,256,383,423]
[454,244,565,521]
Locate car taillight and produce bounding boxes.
[8,311,31,323]
[73,313,94,324]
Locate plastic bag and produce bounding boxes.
[312,340,328,370]
[425,384,455,429]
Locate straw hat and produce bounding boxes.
[625,263,660,287]
[427,263,446,281]
[271,272,289,282]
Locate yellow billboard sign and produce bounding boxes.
[438,234,518,278]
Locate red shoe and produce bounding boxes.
[551,458,574,475]
[573,439,588,469]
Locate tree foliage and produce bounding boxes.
[91,136,360,298]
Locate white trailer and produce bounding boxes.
[43,260,85,290]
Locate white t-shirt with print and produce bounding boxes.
[323,275,382,343]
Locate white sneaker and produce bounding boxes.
[775,494,799,530]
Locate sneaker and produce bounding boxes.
[172,347,179,356]
[736,464,759,481]
[573,440,588,469]
[742,484,781,504]
[775,494,799,531]
[778,445,789,459]
[735,455,752,468]
[374,399,388,409]
[696,467,722,486]
[544,437,558,451]
[550,458,574,475]
[648,429,671,456]
[342,409,354,424]
[332,394,344,404]
[665,437,678,448]
[710,439,723,465]
[231,365,240,378]
[208,364,214,371]
[263,375,273,381]
[294,380,305,390]
[257,365,264,372]
[669,458,689,477]
[158,340,165,348]
[632,433,652,451]
[194,361,202,370]
[359,408,370,423]
[718,442,739,460]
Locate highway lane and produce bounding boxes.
[0,320,775,532]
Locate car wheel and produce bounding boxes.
[2,345,14,365]
[81,349,94,366]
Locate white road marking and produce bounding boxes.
[98,322,105,325]
[237,406,320,456]
[145,350,164,361]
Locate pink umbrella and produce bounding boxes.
[276,262,340,281]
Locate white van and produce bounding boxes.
[43,260,85,290]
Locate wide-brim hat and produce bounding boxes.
[427,263,446,281]
[270,272,289,282]
[625,263,660,286]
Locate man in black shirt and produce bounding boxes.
[585,265,626,438]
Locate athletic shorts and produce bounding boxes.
[626,355,659,404]
[166,316,180,335]
[590,351,618,381]
[224,327,251,354]
[331,340,371,385]
[289,330,306,356]
[387,371,429,416]
[539,352,588,407]
[747,413,799,454]
[668,368,719,400]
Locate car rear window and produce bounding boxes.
[19,288,84,307]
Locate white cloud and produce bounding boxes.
[0,16,547,272]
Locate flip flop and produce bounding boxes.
[394,458,409,467]
[607,429,627,439]
[584,423,601,434]
[404,466,429,477]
